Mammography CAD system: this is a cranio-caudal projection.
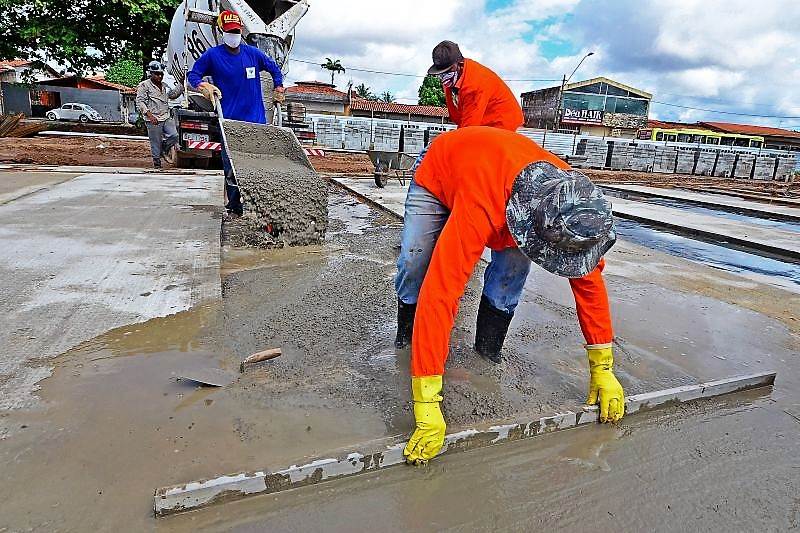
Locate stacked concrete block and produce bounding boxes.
[401,125,425,154]
[733,153,755,179]
[575,139,609,169]
[775,153,797,181]
[693,150,717,176]
[314,118,343,149]
[608,142,635,170]
[425,126,450,147]
[652,146,678,173]
[752,155,776,180]
[675,149,696,174]
[713,151,736,177]
[373,121,401,151]
[630,144,656,172]
[343,119,371,151]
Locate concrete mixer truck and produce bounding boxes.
[165,0,309,168]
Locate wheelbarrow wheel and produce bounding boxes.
[374,172,389,188]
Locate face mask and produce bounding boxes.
[223,32,241,48]
[439,71,458,88]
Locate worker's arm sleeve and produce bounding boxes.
[445,89,460,126]
[411,206,492,377]
[258,51,284,87]
[455,87,490,128]
[135,84,149,115]
[567,257,614,345]
[186,53,210,89]
[167,83,185,100]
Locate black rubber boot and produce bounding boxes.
[474,295,513,363]
[394,299,416,348]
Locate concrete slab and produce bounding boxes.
[0,171,223,411]
[0,170,81,205]
[330,177,407,218]
[153,371,776,516]
[611,197,800,260]
[601,184,800,221]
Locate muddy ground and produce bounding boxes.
[2,174,799,531]
[1,137,796,199]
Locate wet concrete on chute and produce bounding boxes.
[1,186,798,531]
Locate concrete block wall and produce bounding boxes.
[713,152,736,177]
[314,118,343,149]
[575,139,609,168]
[733,153,755,179]
[344,119,371,151]
[775,154,797,181]
[630,144,656,172]
[373,122,400,151]
[425,125,451,147]
[652,146,677,173]
[752,155,776,180]
[609,142,634,170]
[675,150,696,174]
[401,125,425,154]
[694,151,717,176]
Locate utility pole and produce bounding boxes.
[555,52,594,132]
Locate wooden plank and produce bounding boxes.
[153,371,776,517]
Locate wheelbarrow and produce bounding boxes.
[367,150,417,188]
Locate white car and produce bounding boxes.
[46,103,103,123]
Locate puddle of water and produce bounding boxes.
[615,219,800,290]
[606,190,800,232]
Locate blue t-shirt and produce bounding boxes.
[187,43,283,124]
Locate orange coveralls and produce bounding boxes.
[410,127,613,377]
[445,58,524,131]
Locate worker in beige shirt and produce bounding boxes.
[135,61,184,169]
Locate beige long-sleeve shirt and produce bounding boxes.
[135,79,184,122]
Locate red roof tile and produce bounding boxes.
[699,121,800,138]
[287,81,348,98]
[350,97,449,118]
[0,59,33,68]
[86,75,136,94]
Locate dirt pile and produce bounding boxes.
[0,136,152,167]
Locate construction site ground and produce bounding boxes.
[0,146,799,530]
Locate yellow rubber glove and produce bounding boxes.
[586,343,625,423]
[197,82,222,102]
[403,375,445,465]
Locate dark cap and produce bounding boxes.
[506,161,616,278]
[428,40,464,75]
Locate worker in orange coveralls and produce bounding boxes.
[428,40,523,130]
[397,126,624,464]
[393,40,527,341]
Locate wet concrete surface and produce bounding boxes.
[1,177,799,531]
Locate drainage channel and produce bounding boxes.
[615,219,800,290]
[605,190,800,233]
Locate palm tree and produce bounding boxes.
[320,58,346,86]
[355,83,374,100]
[379,90,395,103]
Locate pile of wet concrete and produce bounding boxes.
[222,120,328,247]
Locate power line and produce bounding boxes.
[651,100,800,120]
[289,57,559,82]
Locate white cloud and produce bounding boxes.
[284,0,800,128]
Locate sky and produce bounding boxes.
[284,0,800,130]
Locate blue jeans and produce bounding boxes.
[395,179,531,314]
[221,144,241,211]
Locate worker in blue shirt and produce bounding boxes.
[187,9,286,216]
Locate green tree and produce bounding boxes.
[379,90,395,103]
[418,75,446,107]
[0,0,179,74]
[106,59,143,87]
[320,57,346,86]
[354,82,375,100]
